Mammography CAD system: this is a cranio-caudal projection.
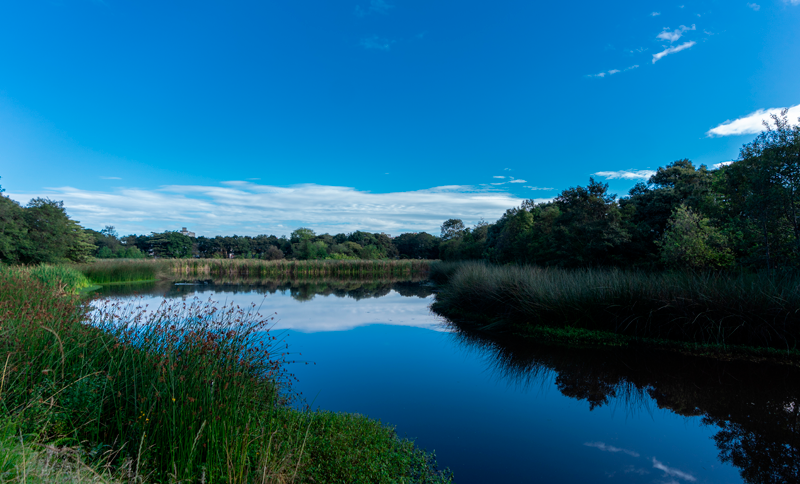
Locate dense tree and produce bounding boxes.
[18,198,96,263]
[657,205,733,270]
[394,232,439,259]
[440,219,466,241]
[621,160,716,266]
[717,110,800,272]
[550,178,629,266]
[0,193,28,264]
[150,231,194,259]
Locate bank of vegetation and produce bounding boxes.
[0,265,452,483]
[69,259,432,286]
[430,262,800,357]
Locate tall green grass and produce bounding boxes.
[170,258,434,279]
[75,259,161,284]
[0,264,92,294]
[74,259,434,285]
[431,261,800,351]
[0,268,452,483]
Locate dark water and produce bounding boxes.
[102,280,799,484]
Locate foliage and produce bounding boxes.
[0,196,96,265]
[658,204,734,270]
[716,110,800,273]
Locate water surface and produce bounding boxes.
[103,280,799,484]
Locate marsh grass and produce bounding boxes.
[431,261,800,351]
[169,259,433,279]
[0,264,92,294]
[74,259,433,286]
[75,260,163,284]
[0,268,452,483]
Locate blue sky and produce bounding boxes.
[2,0,799,236]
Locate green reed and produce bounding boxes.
[0,268,451,483]
[74,259,164,284]
[0,263,92,294]
[168,259,433,279]
[431,261,800,351]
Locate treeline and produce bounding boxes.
[88,227,440,261]
[0,187,442,263]
[440,112,800,272]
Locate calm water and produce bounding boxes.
[102,280,799,484]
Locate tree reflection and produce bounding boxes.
[447,324,799,484]
[95,277,435,302]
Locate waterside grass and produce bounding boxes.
[169,258,433,279]
[0,268,452,483]
[431,261,800,353]
[74,259,434,285]
[75,259,162,284]
[0,264,92,294]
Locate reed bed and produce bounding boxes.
[0,263,92,294]
[0,268,452,483]
[74,259,164,284]
[431,261,800,351]
[169,259,433,279]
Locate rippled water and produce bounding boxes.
[100,279,799,484]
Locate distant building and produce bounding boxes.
[179,227,196,238]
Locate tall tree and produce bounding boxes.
[551,178,629,266]
[717,110,800,272]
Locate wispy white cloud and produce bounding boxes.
[354,0,394,17]
[7,182,525,237]
[584,442,640,458]
[587,65,638,78]
[706,104,800,136]
[360,36,395,51]
[747,3,761,10]
[713,161,734,169]
[651,11,661,16]
[652,458,696,482]
[508,179,527,183]
[652,41,696,63]
[593,169,656,181]
[523,186,554,191]
[656,24,696,43]
[784,0,800,5]
[99,176,122,180]
[493,176,506,179]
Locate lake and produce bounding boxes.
[100,279,799,484]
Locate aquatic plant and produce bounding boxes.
[75,259,162,284]
[169,258,433,278]
[431,261,800,351]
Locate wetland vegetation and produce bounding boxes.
[430,261,800,357]
[0,264,451,483]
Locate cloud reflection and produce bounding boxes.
[583,441,640,457]
[127,289,445,333]
[652,458,697,482]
